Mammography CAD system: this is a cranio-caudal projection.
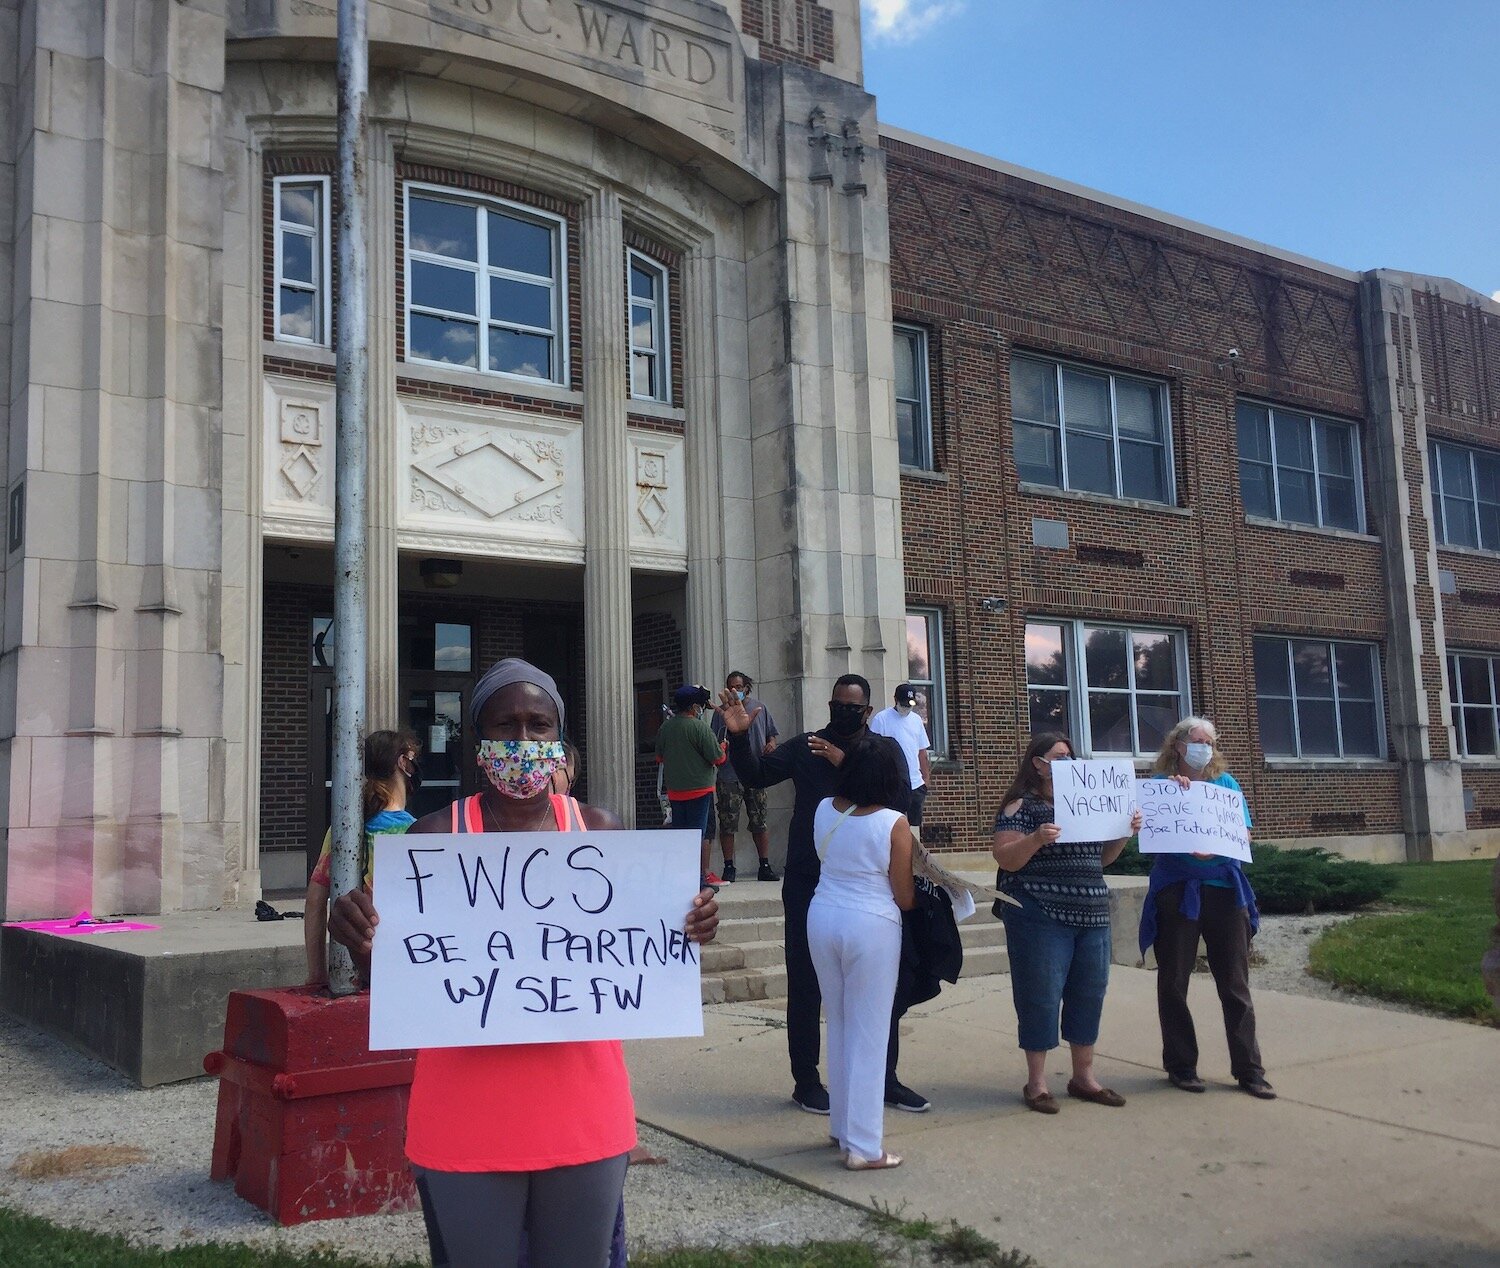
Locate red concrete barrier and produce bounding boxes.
[207,985,419,1225]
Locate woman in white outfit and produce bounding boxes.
[808,737,917,1171]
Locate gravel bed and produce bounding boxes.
[0,1011,932,1264]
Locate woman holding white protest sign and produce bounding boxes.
[329,658,719,1268]
[1141,716,1272,1100]
[991,734,1141,1114]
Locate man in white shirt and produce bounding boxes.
[869,684,931,840]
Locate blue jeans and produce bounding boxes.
[668,791,712,837]
[999,891,1111,1052]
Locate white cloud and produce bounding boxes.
[862,0,965,44]
[1492,289,1500,305]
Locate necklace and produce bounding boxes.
[478,793,556,833]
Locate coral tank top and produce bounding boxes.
[403,794,638,1172]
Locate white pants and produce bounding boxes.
[807,899,901,1163]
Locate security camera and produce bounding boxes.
[1226,348,1241,361]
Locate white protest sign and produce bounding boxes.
[368,829,704,1051]
[1051,759,1137,842]
[1136,779,1252,862]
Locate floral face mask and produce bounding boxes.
[476,739,567,800]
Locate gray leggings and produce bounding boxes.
[413,1153,629,1268]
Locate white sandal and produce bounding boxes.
[845,1150,902,1171]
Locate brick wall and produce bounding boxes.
[260,582,323,856]
[886,136,1407,847]
[739,1,836,68]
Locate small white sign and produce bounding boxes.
[368,829,705,1050]
[1136,779,1252,862]
[1051,758,1138,842]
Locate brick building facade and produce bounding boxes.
[883,129,1498,861]
[1,1,1494,925]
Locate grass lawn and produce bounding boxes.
[0,1206,1036,1268]
[1307,858,1498,1023]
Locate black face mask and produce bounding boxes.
[827,701,867,736]
[404,760,424,793]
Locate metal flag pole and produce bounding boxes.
[329,0,370,997]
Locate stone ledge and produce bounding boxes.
[1,912,306,1087]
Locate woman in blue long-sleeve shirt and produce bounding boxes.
[1141,717,1274,1100]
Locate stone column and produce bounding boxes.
[1360,272,1467,860]
[365,126,400,727]
[682,241,727,688]
[581,189,636,825]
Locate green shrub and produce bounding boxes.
[1109,841,1398,914]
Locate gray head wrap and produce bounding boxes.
[471,658,567,732]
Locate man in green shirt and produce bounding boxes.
[655,684,728,883]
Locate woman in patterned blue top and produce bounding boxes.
[991,733,1141,1114]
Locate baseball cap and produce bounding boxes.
[894,683,917,705]
[673,683,712,708]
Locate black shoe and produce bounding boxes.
[1168,1072,1206,1093]
[792,1084,831,1115]
[721,862,737,883]
[884,1082,931,1113]
[1239,1078,1277,1100]
[757,860,780,882]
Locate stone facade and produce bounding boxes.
[0,1,1494,924]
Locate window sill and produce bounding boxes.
[1018,482,1191,517]
[1435,543,1500,562]
[1262,758,1395,771]
[1243,515,1379,545]
[263,340,336,368]
[397,359,584,407]
[1456,756,1500,766]
[901,466,948,483]
[627,399,687,424]
[930,758,963,774]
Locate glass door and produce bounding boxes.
[406,684,470,820]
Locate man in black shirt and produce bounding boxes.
[719,673,929,1115]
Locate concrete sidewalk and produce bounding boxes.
[626,968,1500,1268]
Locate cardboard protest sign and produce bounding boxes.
[368,829,704,1051]
[1136,779,1252,862]
[1051,759,1137,842]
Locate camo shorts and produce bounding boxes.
[715,778,767,834]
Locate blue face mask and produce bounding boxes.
[734,690,745,701]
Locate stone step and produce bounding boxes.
[699,912,1008,1004]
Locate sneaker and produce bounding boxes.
[792,1084,831,1115]
[884,1082,931,1113]
[757,860,780,882]
[703,871,724,886]
[1168,1072,1206,1093]
[1239,1078,1277,1100]
[721,862,737,883]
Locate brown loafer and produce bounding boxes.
[1023,1086,1060,1114]
[1066,1079,1126,1107]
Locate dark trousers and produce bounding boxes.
[783,873,906,1092]
[1152,882,1264,1082]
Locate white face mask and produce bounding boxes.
[1183,741,1213,770]
[896,702,913,715]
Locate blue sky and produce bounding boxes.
[861,1,1499,299]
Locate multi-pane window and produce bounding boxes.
[895,325,933,470]
[628,251,670,402]
[1430,439,1500,551]
[1253,636,1383,759]
[1011,355,1172,503]
[404,185,565,383]
[905,608,947,755]
[1237,402,1364,532]
[274,176,330,345]
[1023,620,1188,755]
[1448,652,1499,758]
